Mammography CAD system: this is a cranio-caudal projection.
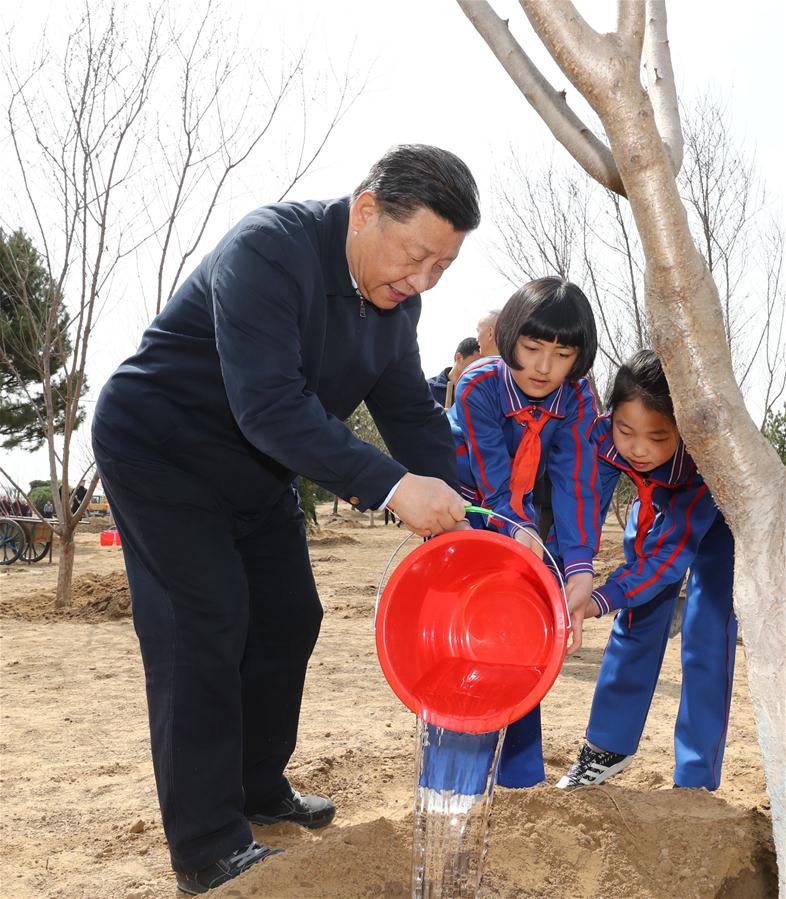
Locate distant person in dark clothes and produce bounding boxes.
[70,480,87,514]
[92,144,479,894]
[13,497,31,516]
[43,500,54,518]
[427,336,481,408]
[476,308,500,357]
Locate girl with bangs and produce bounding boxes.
[447,276,600,788]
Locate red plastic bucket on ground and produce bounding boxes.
[375,529,568,734]
[100,529,121,547]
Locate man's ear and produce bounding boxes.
[454,352,462,364]
[349,191,379,232]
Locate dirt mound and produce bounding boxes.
[3,571,131,621]
[77,517,113,534]
[340,582,377,596]
[309,532,360,547]
[223,783,777,899]
[483,786,776,899]
[324,601,375,620]
[238,818,410,898]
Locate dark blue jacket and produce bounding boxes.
[93,197,457,517]
[589,415,723,614]
[427,368,451,407]
[448,357,600,575]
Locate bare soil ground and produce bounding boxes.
[0,506,776,898]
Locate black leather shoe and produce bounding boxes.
[248,788,336,829]
[175,841,281,894]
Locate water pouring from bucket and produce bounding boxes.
[375,508,570,898]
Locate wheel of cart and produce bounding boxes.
[0,516,54,565]
[0,517,25,565]
[21,519,53,563]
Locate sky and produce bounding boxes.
[2,0,785,490]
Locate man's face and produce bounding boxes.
[453,349,481,379]
[476,317,498,357]
[347,193,465,311]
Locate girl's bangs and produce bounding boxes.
[521,296,586,348]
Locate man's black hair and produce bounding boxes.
[353,144,480,233]
[607,349,675,421]
[455,337,480,358]
[495,277,597,380]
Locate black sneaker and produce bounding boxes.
[175,841,281,894]
[555,744,632,789]
[248,788,336,829]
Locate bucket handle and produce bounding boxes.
[374,531,418,624]
[373,505,571,630]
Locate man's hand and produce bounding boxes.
[514,527,544,559]
[565,571,596,656]
[387,473,467,537]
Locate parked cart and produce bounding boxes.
[0,516,54,565]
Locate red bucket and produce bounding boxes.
[375,530,568,734]
[100,529,122,547]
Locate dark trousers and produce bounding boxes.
[94,443,323,872]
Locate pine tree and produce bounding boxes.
[0,229,86,450]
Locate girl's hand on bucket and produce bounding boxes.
[514,527,544,559]
[565,573,596,656]
[387,474,466,537]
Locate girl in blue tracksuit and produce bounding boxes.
[556,350,736,791]
[444,276,600,789]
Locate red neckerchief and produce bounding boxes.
[626,470,658,556]
[509,405,558,518]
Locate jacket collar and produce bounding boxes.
[321,197,357,298]
[499,360,568,419]
[595,413,693,486]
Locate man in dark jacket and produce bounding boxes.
[427,336,481,408]
[92,144,479,893]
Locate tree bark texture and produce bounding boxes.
[54,531,76,609]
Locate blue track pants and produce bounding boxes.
[586,513,736,790]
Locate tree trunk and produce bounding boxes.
[457,0,786,884]
[595,62,786,887]
[54,530,76,608]
[332,495,339,515]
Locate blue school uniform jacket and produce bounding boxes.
[590,415,722,615]
[93,197,457,518]
[448,357,600,576]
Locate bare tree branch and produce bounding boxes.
[643,0,683,174]
[3,1,366,606]
[456,0,625,195]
